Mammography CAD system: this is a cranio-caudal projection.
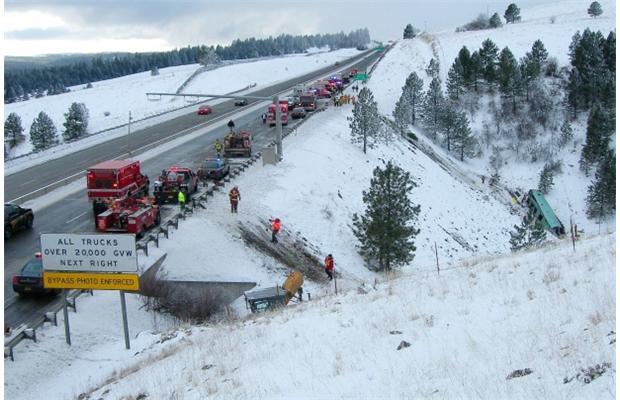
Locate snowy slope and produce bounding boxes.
[4,48,361,160]
[5,233,615,399]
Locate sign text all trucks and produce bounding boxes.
[40,234,138,272]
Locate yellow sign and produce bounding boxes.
[43,272,139,291]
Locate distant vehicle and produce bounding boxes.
[197,158,231,181]
[299,94,316,112]
[334,61,340,66]
[291,107,307,119]
[285,96,298,109]
[4,203,34,240]
[356,45,368,51]
[197,105,213,115]
[234,99,248,106]
[12,253,58,296]
[224,130,252,157]
[267,101,289,126]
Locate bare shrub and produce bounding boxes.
[549,16,556,24]
[588,311,603,326]
[410,313,420,321]
[424,314,435,328]
[543,268,561,285]
[527,290,535,300]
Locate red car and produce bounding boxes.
[197,105,213,115]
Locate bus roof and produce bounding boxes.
[529,190,563,228]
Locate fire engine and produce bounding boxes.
[96,197,160,237]
[153,166,199,204]
[267,101,289,126]
[87,159,149,220]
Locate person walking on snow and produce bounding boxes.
[178,190,186,212]
[228,186,241,213]
[324,254,334,281]
[270,218,281,243]
[214,139,223,158]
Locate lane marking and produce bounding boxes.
[65,211,88,224]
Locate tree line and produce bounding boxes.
[4,28,370,104]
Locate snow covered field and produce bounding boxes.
[3,0,615,398]
[4,47,362,161]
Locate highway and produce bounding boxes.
[4,48,384,329]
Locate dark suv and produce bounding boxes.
[4,203,34,240]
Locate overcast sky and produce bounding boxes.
[5,0,557,57]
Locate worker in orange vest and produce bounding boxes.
[324,254,334,280]
[270,218,281,243]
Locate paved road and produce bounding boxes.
[4,49,383,328]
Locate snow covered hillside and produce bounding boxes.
[4,48,361,160]
[5,232,615,399]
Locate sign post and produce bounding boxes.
[41,233,139,349]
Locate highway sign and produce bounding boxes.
[40,233,138,272]
[43,272,140,291]
[355,73,368,81]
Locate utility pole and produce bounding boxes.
[273,95,283,160]
[127,111,132,155]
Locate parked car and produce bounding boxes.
[234,99,248,106]
[197,105,213,115]
[291,107,307,119]
[5,203,34,240]
[197,158,231,181]
[12,253,59,296]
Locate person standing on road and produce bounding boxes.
[229,186,240,213]
[270,218,281,243]
[324,254,334,281]
[214,139,223,158]
[178,190,186,212]
[261,113,267,124]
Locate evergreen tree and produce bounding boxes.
[537,163,554,194]
[421,77,445,140]
[29,111,58,151]
[603,31,615,72]
[586,149,615,219]
[497,47,520,112]
[452,111,477,161]
[348,87,381,154]
[392,97,410,131]
[588,1,603,18]
[393,72,424,128]
[504,3,522,24]
[425,58,440,79]
[446,58,465,100]
[4,113,26,148]
[62,102,89,141]
[559,120,574,147]
[150,67,159,76]
[580,104,613,175]
[509,212,547,252]
[479,39,499,83]
[458,46,472,85]
[403,24,417,39]
[469,51,483,91]
[489,12,503,28]
[352,161,421,271]
[529,39,549,76]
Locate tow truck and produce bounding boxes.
[87,159,149,221]
[153,166,199,204]
[224,130,252,157]
[96,197,160,237]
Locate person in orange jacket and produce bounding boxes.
[270,218,281,243]
[324,254,334,280]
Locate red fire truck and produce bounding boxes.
[87,159,149,220]
[267,101,289,126]
[96,197,160,237]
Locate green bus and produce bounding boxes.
[526,190,566,237]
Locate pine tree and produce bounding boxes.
[421,77,445,140]
[586,149,615,219]
[559,120,574,147]
[404,72,424,125]
[458,46,472,86]
[425,58,440,79]
[352,161,421,271]
[504,3,521,24]
[403,24,416,39]
[469,51,483,91]
[510,212,547,251]
[62,102,89,141]
[479,39,499,83]
[529,39,549,76]
[348,87,381,154]
[537,164,554,194]
[452,111,477,161]
[509,217,528,251]
[580,104,613,175]
[4,113,26,148]
[497,47,520,112]
[489,12,503,28]
[446,58,465,100]
[29,111,58,151]
[529,218,547,246]
[588,1,603,18]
